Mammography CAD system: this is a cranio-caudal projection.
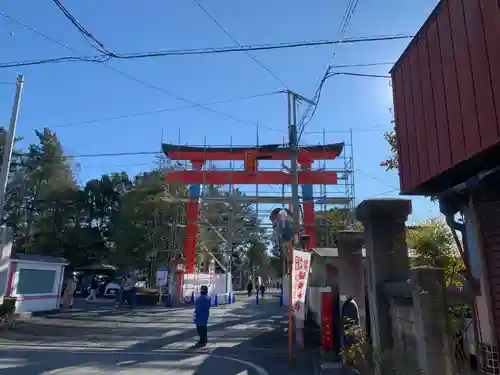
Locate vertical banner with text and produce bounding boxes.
[291,250,311,320]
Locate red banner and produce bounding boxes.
[321,288,334,351]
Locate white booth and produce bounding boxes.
[1,252,68,314]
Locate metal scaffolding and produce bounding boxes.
[162,127,355,262]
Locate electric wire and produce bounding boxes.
[0,34,413,69]
[50,91,284,129]
[354,168,399,190]
[0,12,277,131]
[192,0,289,89]
[51,0,116,56]
[12,124,392,162]
[365,188,399,199]
[296,71,390,142]
[302,125,390,134]
[297,0,360,139]
[0,12,110,63]
[329,62,394,69]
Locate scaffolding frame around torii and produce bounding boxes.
[163,136,345,274]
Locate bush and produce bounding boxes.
[340,321,397,375]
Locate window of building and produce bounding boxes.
[0,267,7,296]
[16,268,56,295]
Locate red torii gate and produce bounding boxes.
[163,143,344,273]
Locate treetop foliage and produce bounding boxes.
[1,127,267,274]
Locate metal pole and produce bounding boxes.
[288,91,304,351]
[0,75,24,221]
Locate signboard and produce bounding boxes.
[182,273,212,303]
[291,250,311,320]
[156,268,169,286]
[321,287,334,351]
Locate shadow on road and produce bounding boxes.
[192,314,321,375]
[1,296,322,375]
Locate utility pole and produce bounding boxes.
[287,90,315,356]
[0,75,24,222]
[226,194,235,297]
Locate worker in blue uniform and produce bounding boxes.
[194,285,211,346]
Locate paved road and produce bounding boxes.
[0,295,318,375]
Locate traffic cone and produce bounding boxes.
[232,293,236,303]
[228,293,232,304]
[214,294,219,307]
[256,292,260,305]
[279,293,284,307]
[166,294,172,307]
[191,291,195,304]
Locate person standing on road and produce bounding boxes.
[259,283,266,299]
[116,275,126,307]
[86,276,98,301]
[122,275,133,305]
[193,285,211,346]
[246,280,253,297]
[254,278,261,296]
[62,275,77,309]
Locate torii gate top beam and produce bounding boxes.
[162,143,344,162]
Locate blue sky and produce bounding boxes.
[0,0,441,223]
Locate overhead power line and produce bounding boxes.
[302,125,391,135]
[51,0,115,56]
[297,71,390,143]
[192,0,288,90]
[0,34,412,69]
[297,0,360,140]
[329,62,394,68]
[13,124,389,162]
[0,12,275,130]
[50,91,284,129]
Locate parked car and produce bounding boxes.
[104,281,121,298]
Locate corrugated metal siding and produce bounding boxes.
[475,189,500,348]
[391,0,500,194]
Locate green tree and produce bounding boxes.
[16,129,81,258]
[407,219,464,286]
[246,238,266,269]
[198,185,266,271]
[111,170,187,271]
[316,208,363,247]
[381,126,398,171]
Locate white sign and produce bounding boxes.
[182,273,211,302]
[291,250,311,320]
[156,268,169,286]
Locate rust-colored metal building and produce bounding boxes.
[391,0,500,195]
[391,0,500,368]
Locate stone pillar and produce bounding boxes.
[356,198,412,354]
[411,267,453,375]
[336,230,366,328]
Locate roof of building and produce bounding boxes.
[12,253,68,264]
